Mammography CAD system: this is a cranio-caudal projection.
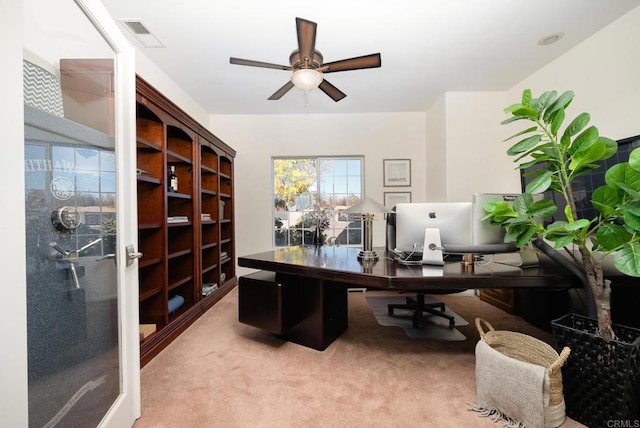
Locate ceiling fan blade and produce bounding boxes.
[318,79,346,102]
[296,17,317,66]
[322,53,381,73]
[230,57,292,71]
[268,81,295,100]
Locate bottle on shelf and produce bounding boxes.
[168,165,178,192]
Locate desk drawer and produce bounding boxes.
[479,288,518,314]
[239,271,295,334]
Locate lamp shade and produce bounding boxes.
[343,196,393,216]
[291,69,323,92]
[344,197,392,262]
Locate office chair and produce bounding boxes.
[388,293,456,328]
[386,208,461,328]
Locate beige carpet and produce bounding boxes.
[134,287,585,428]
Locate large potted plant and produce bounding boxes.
[483,89,640,426]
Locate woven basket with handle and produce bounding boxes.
[475,317,571,427]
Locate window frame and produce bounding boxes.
[272,155,364,248]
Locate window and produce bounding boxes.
[273,156,363,247]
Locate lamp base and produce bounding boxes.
[357,250,378,261]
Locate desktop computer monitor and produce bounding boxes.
[394,202,473,255]
[393,197,520,263]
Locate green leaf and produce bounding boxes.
[607,163,640,197]
[596,223,632,251]
[521,89,532,106]
[504,126,539,142]
[551,235,576,249]
[507,135,542,156]
[530,198,558,218]
[544,221,577,248]
[592,185,621,217]
[536,90,557,110]
[501,116,526,125]
[512,194,536,215]
[613,243,640,277]
[600,137,619,161]
[511,106,539,119]
[504,103,523,113]
[515,225,538,247]
[564,204,574,222]
[487,202,519,223]
[622,207,640,232]
[543,91,574,123]
[563,219,590,231]
[525,171,553,194]
[569,140,607,171]
[562,112,590,140]
[605,163,628,187]
[550,108,565,136]
[518,157,548,170]
[569,126,599,155]
[629,147,640,172]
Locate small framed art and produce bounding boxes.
[384,191,411,209]
[383,159,411,187]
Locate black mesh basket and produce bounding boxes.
[551,313,640,427]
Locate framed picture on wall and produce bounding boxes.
[383,159,411,187]
[384,191,411,208]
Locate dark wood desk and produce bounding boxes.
[237,246,580,350]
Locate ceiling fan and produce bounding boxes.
[230,17,381,102]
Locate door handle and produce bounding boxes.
[126,244,143,267]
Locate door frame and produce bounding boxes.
[1,0,140,425]
[74,0,141,426]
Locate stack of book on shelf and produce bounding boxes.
[202,282,218,296]
[201,213,212,221]
[220,251,228,261]
[167,216,188,223]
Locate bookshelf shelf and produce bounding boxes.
[135,76,236,366]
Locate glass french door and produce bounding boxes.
[23,0,139,427]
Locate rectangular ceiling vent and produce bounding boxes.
[122,20,151,35]
[119,19,165,48]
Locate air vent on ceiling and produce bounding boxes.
[123,20,151,35]
[119,19,164,48]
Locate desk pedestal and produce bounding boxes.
[239,271,348,351]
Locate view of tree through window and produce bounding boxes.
[273,157,363,247]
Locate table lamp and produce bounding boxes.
[343,197,393,261]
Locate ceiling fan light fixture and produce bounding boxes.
[291,69,323,92]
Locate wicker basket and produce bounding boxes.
[551,313,640,427]
[475,317,570,427]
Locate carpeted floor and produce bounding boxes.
[134,287,586,428]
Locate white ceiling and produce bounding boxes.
[100,0,640,115]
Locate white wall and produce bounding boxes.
[134,50,210,126]
[208,113,426,263]
[506,5,640,141]
[443,91,519,200]
[424,95,447,201]
[426,92,516,202]
[1,1,29,425]
[431,6,640,204]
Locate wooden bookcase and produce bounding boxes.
[136,76,236,365]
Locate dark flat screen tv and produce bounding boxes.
[520,135,640,223]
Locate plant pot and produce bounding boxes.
[551,313,640,427]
